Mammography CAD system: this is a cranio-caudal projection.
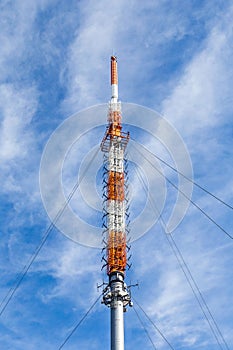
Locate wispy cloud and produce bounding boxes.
[162,5,233,139]
[0,84,38,163]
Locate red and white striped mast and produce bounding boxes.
[101,56,132,350]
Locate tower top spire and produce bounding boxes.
[111,55,118,102]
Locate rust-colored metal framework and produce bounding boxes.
[101,56,131,350]
[101,56,130,276]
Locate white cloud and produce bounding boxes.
[162,6,233,137]
[62,1,202,113]
[0,84,38,162]
[131,226,232,348]
[33,239,102,309]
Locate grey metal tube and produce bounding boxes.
[111,299,124,350]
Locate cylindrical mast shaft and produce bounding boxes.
[110,275,125,350]
[111,302,124,350]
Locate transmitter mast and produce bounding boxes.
[101,56,132,350]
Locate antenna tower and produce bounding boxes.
[101,56,132,350]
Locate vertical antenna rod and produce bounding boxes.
[101,56,131,350]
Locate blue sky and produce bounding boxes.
[0,0,233,349]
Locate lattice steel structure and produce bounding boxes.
[101,56,132,350]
